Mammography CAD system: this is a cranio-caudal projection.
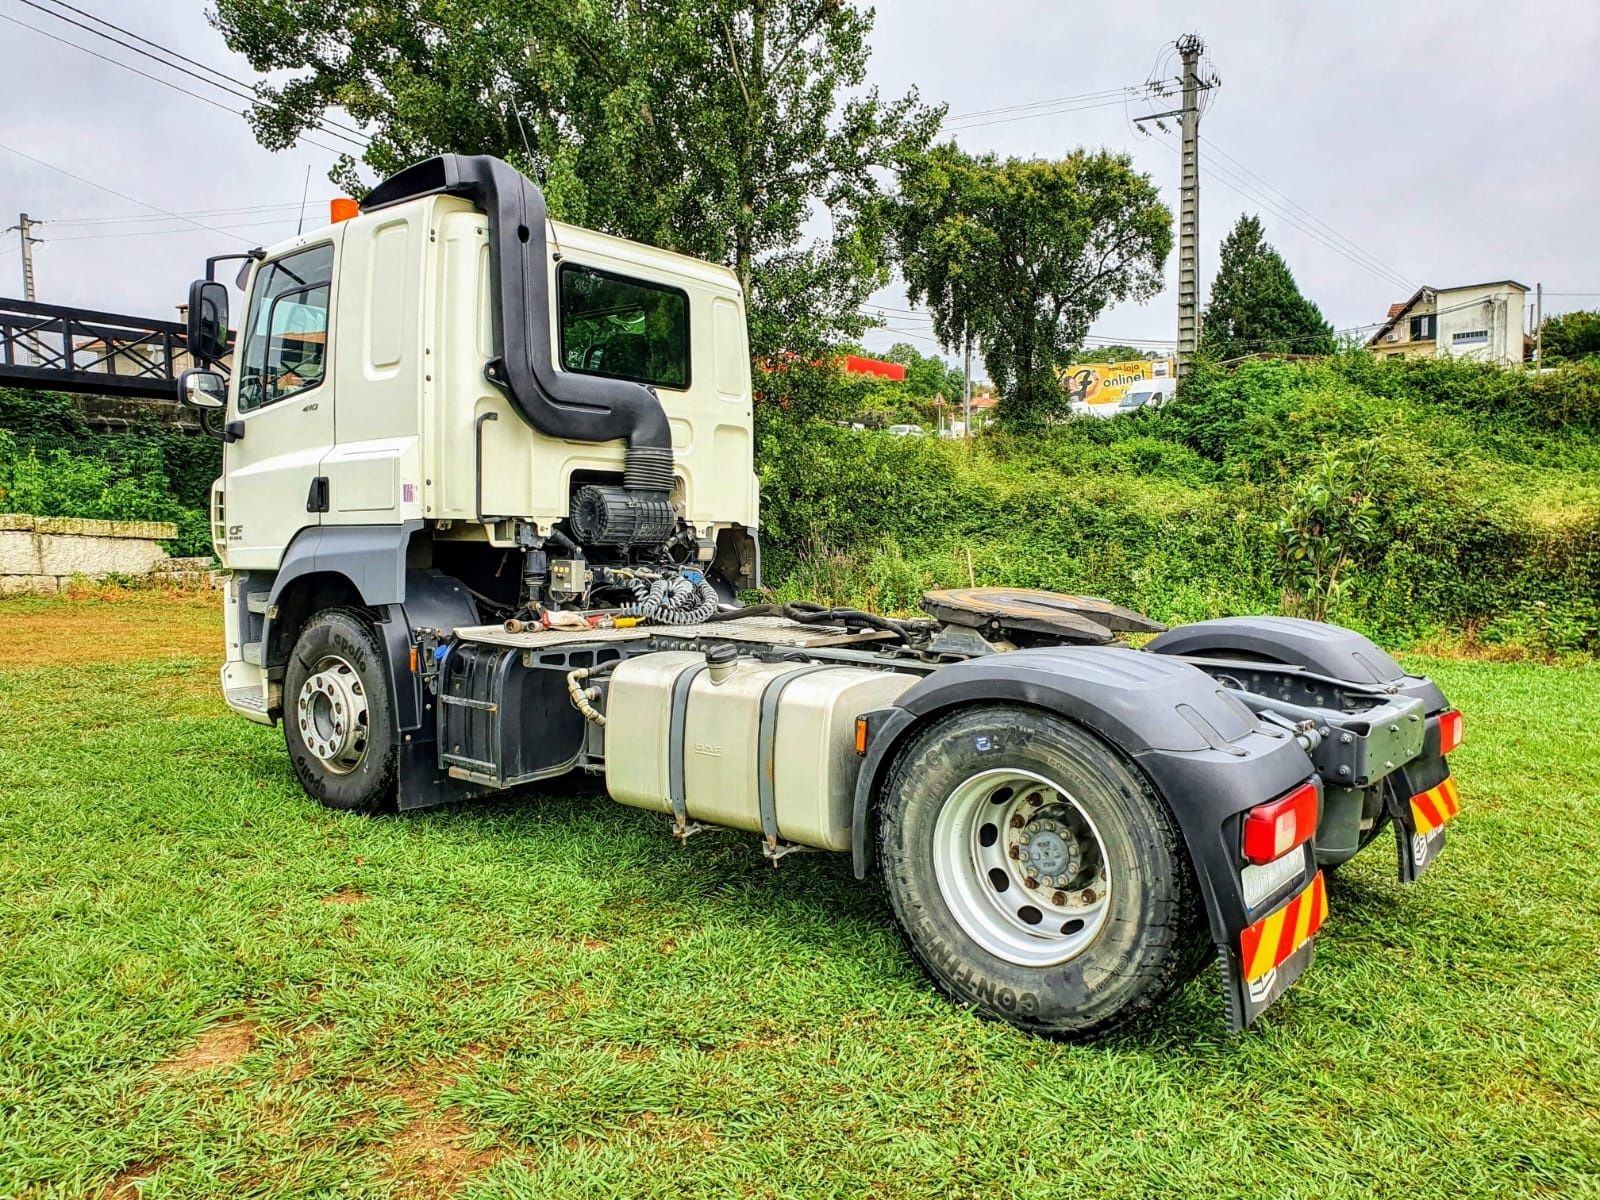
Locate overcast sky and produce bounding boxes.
[3,1,1598,373]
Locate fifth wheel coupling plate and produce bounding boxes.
[921,587,1166,645]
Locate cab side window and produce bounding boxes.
[237,243,335,411]
[558,264,690,390]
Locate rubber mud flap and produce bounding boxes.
[1386,754,1454,882]
[1222,935,1317,1030]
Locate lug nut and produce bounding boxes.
[1025,877,1039,889]
[1009,814,1025,829]
[1052,891,1067,905]
[1008,845,1020,860]
[1080,888,1098,904]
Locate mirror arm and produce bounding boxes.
[194,407,241,444]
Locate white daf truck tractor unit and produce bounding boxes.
[175,154,1465,1038]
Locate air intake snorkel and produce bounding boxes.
[360,154,674,494]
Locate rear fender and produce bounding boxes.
[849,646,1315,948]
[1146,614,1450,714]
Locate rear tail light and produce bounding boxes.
[1242,781,1319,865]
[1438,709,1463,755]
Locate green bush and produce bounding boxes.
[756,355,1600,655]
[0,389,217,557]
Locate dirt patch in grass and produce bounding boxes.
[157,1019,256,1074]
[321,888,370,906]
[379,1066,504,1199]
[93,1157,169,1200]
[0,590,219,669]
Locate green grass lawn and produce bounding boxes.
[2,595,1597,1199]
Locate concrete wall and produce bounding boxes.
[0,514,209,595]
[1436,284,1527,366]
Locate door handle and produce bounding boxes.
[305,476,330,513]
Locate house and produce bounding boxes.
[1367,281,1529,366]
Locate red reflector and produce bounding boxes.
[1242,781,1319,865]
[1438,709,1463,755]
[1240,871,1328,982]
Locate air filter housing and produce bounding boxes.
[569,484,676,547]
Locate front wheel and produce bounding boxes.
[283,608,397,814]
[877,705,1209,1039]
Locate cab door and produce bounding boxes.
[222,241,339,569]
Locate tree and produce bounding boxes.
[842,341,965,427]
[1540,310,1600,364]
[881,342,964,404]
[893,144,1171,425]
[211,0,940,358]
[1069,344,1149,364]
[1200,215,1335,361]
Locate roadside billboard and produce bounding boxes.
[1061,359,1173,408]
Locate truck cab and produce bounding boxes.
[187,164,759,722]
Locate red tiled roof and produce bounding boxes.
[1386,303,1406,319]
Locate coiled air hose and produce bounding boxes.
[625,571,721,625]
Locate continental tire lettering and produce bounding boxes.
[908,915,1040,1017]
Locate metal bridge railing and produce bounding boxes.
[0,296,230,400]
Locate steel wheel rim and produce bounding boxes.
[294,654,369,775]
[932,766,1111,967]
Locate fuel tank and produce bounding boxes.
[604,651,917,850]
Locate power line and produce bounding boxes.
[946,93,1147,132]
[22,0,370,148]
[1148,130,1414,293]
[47,216,304,243]
[49,201,323,227]
[1,8,359,158]
[946,85,1146,123]
[0,11,350,158]
[32,0,371,146]
[0,138,258,241]
[1200,136,1417,293]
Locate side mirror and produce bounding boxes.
[186,279,230,362]
[179,369,227,411]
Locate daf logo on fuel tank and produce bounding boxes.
[693,742,723,757]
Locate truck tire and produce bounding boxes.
[877,704,1209,1039]
[283,608,397,814]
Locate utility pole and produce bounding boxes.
[1534,282,1543,369]
[1133,34,1214,378]
[1175,35,1203,377]
[8,213,41,301]
[962,328,973,437]
[5,213,42,365]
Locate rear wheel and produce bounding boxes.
[283,608,397,814]
[877,704,1209,1039]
